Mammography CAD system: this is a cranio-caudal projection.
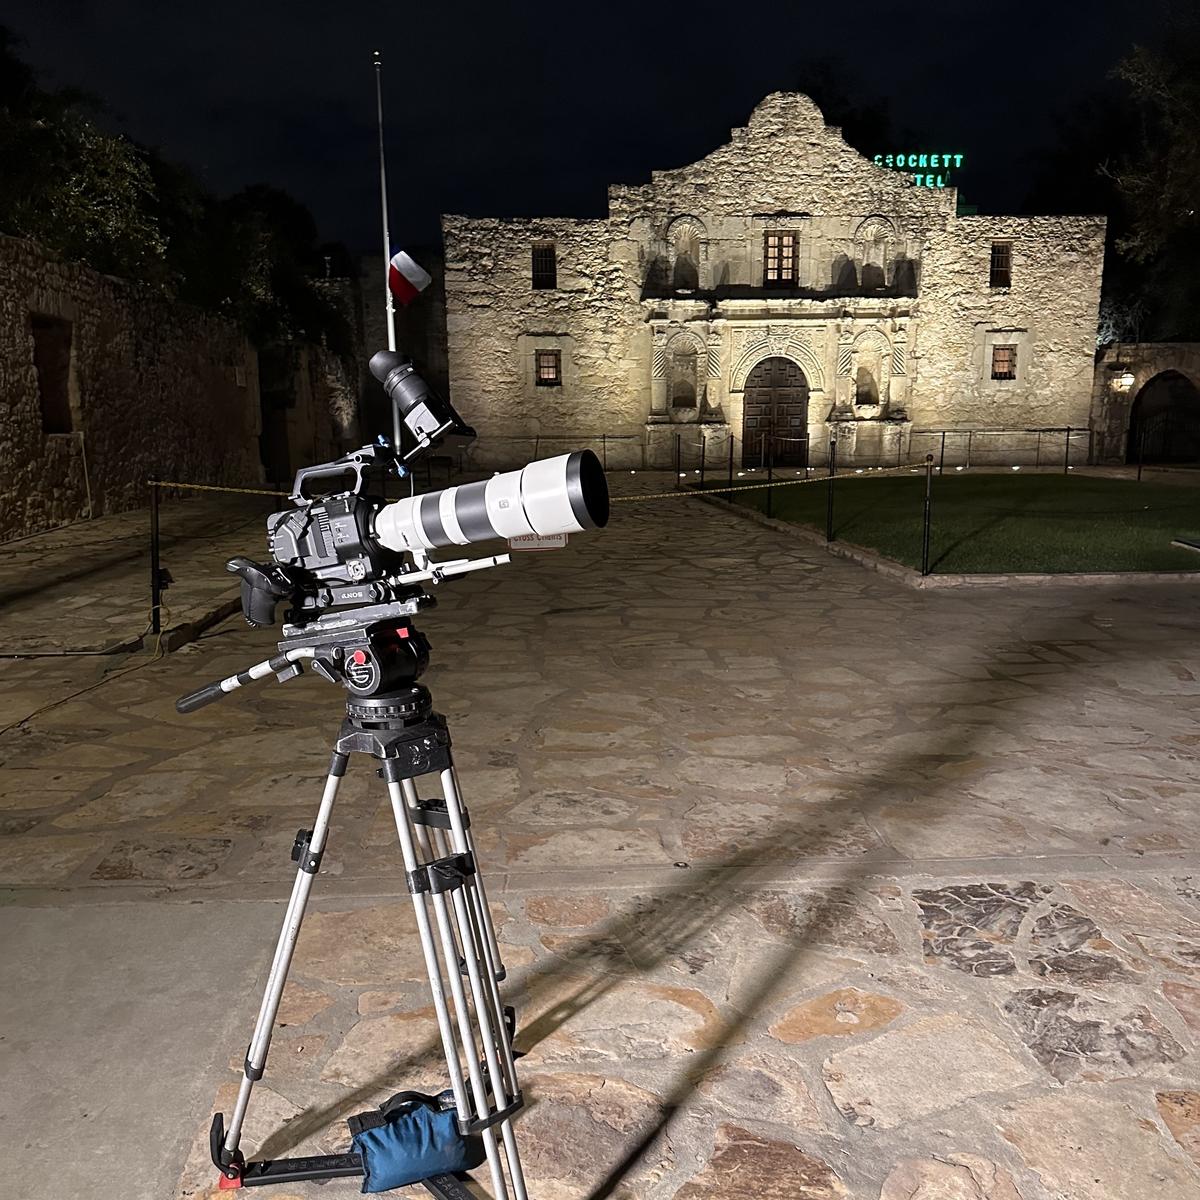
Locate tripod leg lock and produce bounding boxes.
[243,1048,265,1081]
[290,828,323,874]
[407,851,475,896]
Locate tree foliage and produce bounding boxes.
[0,27,350,351]
[1104,30,1200,263]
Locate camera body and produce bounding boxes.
[225,354,608,643]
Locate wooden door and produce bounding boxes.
[742,357,809,466]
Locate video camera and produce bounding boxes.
[185,351,608,710]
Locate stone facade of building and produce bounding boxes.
[0,235,262,540]
[441,93,1107,469]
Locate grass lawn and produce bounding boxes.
[718,471,1200,574]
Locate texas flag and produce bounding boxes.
[387,250,432,306]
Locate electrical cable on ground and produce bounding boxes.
[0,603,170,739]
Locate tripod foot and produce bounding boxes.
[210,1112,244,1186]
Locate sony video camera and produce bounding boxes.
[226,351,610,634]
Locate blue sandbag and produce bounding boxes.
[349,1090,484,1194]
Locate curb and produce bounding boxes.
[694,490,1200,589]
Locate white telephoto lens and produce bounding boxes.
[374,450,608,553]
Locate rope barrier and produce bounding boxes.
[150,480,288,497]
[148,464,927,509]
[612,463,918,504]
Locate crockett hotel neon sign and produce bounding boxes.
[873,152,964,188]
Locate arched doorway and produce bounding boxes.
[742,356,809,466]
[1127,371,1200,464]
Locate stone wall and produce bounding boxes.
[258,341,359,487]
[442,216,647,468]
[0,235,262,540]
[914,216,1106,460]
[441,93,1107,470]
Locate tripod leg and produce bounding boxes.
[221,751,348,1166]
[406,771,528,1200]
[384,765,513,1200]
[436,768,529,1200]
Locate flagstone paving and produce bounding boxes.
[2,472,1200,1198]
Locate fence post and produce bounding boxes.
[766,436,774,519]
[699,434,706,486]
[921,454,934,577]
[1137,427,1145,482]
[150,480,162,636]
[826,438,837,543]
[966,430,973,468]
[602,433,608,471]
[533,434,540,461]
[675,433,681,477]
[1063,425,1072,476]
[1035,430,1042,468]
[727,434,734,498]
[939,431,946,476]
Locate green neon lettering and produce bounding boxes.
[918,153,928,167]
[885,154,894,167]
[873,154,883,165]
[930,154,940,168]
[954,154,964,168]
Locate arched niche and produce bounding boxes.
[854,216,896,292]
[851,328,893,413]
[665,215,708,292]
[665,328,707,412]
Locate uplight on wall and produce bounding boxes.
[1113,370,1136,391]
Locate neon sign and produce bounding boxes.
[873,152,964,188]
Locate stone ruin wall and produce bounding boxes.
[442,215,647,468]
[914,215,1106,463]
[0,236,262,540]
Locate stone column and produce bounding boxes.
[649,329,669,420]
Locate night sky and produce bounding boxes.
[5,1,1172,254]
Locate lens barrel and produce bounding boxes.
[374,451,609,553]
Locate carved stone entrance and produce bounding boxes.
[742,356,809,465]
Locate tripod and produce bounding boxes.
[182,626,528,1199]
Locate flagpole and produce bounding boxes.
[373,49,402,448]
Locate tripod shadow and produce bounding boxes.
[255,592,1145,1193]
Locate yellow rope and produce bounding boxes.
[612,463,921,503]
[149,462,926,507]
[149,480,288,497]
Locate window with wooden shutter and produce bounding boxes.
[991,344,1017,380]
[535,349,561,386]
[763,231,799,285]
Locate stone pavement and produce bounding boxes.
[0,490,278,657]
[2,472,1200,1199]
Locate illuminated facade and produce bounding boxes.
[440,93,1106,469]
